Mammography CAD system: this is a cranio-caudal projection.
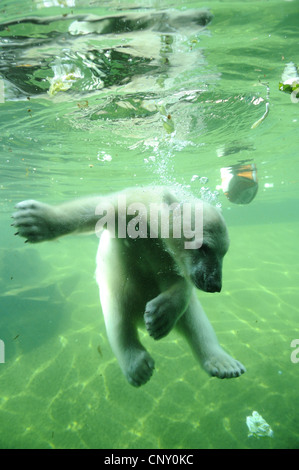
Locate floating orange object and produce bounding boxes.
[221,163,258,204]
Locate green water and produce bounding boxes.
[1,0,299,450]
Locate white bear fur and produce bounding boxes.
[13,186,246,386]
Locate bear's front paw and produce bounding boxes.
[12,200,57,243]
[144,294,176,340]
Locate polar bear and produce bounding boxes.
[12,186,246,386]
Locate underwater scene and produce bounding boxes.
[1,0,299,450]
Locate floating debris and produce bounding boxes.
[47,61,83,96]
[157,103,175,134]
[251,82,270,129]
[279,62,299,94]
[246,411,274,438]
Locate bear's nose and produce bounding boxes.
[205,280,222,293]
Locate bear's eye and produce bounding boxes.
[200,244,210,256]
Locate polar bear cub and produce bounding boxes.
[12,186,245,386]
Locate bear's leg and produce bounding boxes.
[101,287,155,387]
[176,291,246,378]
[96,234,155,387]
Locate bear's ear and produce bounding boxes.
[163,189,179,207]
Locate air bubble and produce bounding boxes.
[199,176,209,184]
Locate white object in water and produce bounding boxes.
[246,411,274,438]
[281,61,299,85]
[47,62,84,96]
